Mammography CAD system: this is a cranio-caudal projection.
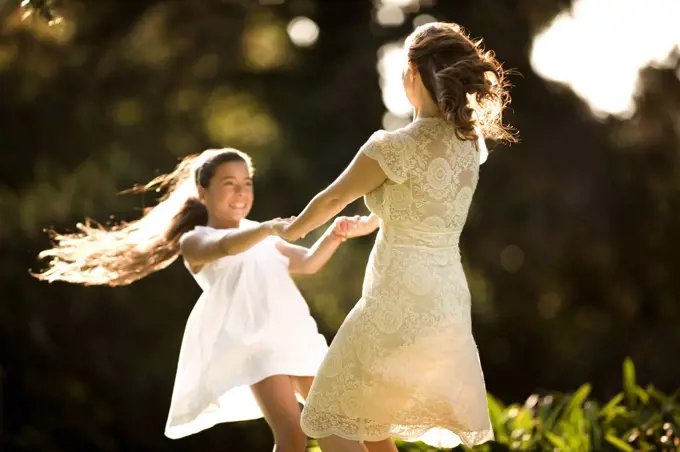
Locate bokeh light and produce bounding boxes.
[537,292,562,320]
[111,99,143,126]
[500,244,525,273]
[412,13,437,28]
[374,5,438,124]
[123,5,172,68]
[242,21,289,71]
[287,16,319,47]
[530,0,680,119]
[202,88,280,148]
[376,5,405,27]
[379,0,420,9]
[382,111,412,131]
[377,41,411,118]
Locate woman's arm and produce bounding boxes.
[282,152,388,241]
[180,219,287,267]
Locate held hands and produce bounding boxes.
[265,217,294,238]
[265,215,375,242]
[266,216,303,241]
[330,215,374,242]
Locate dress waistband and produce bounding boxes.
[380,223,461,250]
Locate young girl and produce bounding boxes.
[34,148,360,452]
[276,22,516,452]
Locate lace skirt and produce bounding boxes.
[300,249,494,448]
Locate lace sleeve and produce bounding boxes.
[360,130,408,184]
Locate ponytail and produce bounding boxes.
[166,197,208,244]
[407,22,517,144]
[33,148,252,287]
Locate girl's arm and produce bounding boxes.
[276,215,379,275]
[180,219,288,267]
[275,225,344,275]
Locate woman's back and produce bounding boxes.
[363,117,483,248]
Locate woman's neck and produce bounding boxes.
[413,100,441,120]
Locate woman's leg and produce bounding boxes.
[289,376,364,452]
[316,436,368,452]
[364,439,399,452]
[251,375,308,452]
[290,376,396,452]
[316,435,397,452]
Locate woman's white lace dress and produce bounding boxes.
[299,117,494,448]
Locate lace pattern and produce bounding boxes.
[300,118,493,448]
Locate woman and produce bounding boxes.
[279,22,516,451]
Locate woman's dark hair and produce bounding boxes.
[32,148,253,286]
[407,22,517,143]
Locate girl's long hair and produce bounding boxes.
[32,148,253,286]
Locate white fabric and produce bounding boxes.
[300,118,494,448]
[165,221,328,439]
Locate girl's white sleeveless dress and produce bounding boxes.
[165,221,328,439]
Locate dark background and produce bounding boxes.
[1,0,679,450]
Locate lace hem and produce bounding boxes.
[300,420,494,449]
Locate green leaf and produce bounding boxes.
[545,432,568,449]
[635,439,657,452]
[487,394,509,443]
[586,402,603,449]
[600,393,624,417]
[545,394,570,430]
[603,406,629,424]
[605,434,635,452]
[623,358,637,409]
[647,386,671,406]
[635,385,649,405]
[565,384,591,424]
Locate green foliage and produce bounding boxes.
[392,359,679,452]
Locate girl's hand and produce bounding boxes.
[332,215,373,240]
[277,217,305,242]
[265,218,293,237]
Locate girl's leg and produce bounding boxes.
[251,375,307,452]
[291,375,314,400]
